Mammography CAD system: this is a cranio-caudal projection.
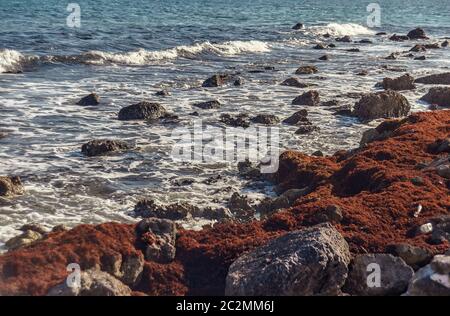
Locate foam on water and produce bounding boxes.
[307,23,377,36]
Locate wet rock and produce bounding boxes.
[405,254,450,296]
[424,43,440,49]
[77,93,100,106]
[292,90,320,106]
[387,244,432,270]
[410,44,427,52]
[233,77,244,86]
[442,40,449,47]
[415,72,450,85]
[237,160,261,179]
[202,74,230,87]
[407,28,428,40]
[336,36,351,42]
[414,56,426,60]
[389,34,409,41]
[318,54,329,61]
[133,199,198,220]
[328,43,336,48]
[81,139,130,157]
[19,223,48,235]
[313,205,343,223]
[0,132,7,139]
[313,43,327,50]
[358,39,373,44]
[382,74,416,91]
[312,150,324,157]
[353,91,411,121]
[220,113,250,128]
[47,269,132,296]
[118,101,167,121]
[137,218,177,263]
[357,70,369,76]
[51,224,69,233]
[280,77,309,88]
[0,176,24,197]
[193,100,221,110]
[295,125,320,135]
[320,100,339,107]
[343,254,414,296]
[295,65,318,75]
[376,32,387,36]
[5,230,42,251]
[420,87,450,107]
[347,48,360,52]
[282,109,309,125]
[292,23,304,30]
[250,114,280,125]
[428,138,450,154]
[225,223,351,296]
[228,192,253,213]
[385,52,398,60]
[155,89,170,96]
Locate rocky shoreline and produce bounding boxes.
[0,109,449,296]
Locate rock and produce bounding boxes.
[155,89,170,96]
[193,100,221,110]
[313,205,343,223]
[5,230,42,251]
[0,132,7,139]
[250,114,280,125]
[312,150,324,157]
[77,93,100,106]
[357,70,369,76]
[376,32,387,36]
[410,44,427,52]
[228,192,253,213]
[100,251,144,286]
[347,48,360,52]
[292,23,304,30]
[81,139,130,157]
[343,254,414,296]
[202,74,230,87]
[442,40,449,47]
[0,176,24,197]
[414,56,426,60]
[47,269,132,296]
[358,39,373,44]
[385,53,398,60]
[389,34,409,41]
[428,138,450,153]
[292,90,320,106]
[382,74,416,91]
[318,54,329,61]
[225,223,351,296]
[51,224,69,233]
[280,77,309,88]
[405,254,450,296]
[118,101,167,121]
[137,218,177,263]
[19,223,48,235]
[133,199,198,220]
[220,113,250,128]
[328,43,336,48]
[387,244,432,270]
[320,100,339,107]
[295,125,320,135]
[415,72,450,85]
[257,188,309,217]
[420,87,450,107]
[295,65,318,75]
[407,28,428,40]
[313,43,326,50]
[237,160,261,179]
[430,216,450,243]
[353,91,411,121]
[336,36,351,42]
[282,110,309,125]
[233,77,244,86]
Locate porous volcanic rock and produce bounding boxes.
[118,101,167,121]
[295,65,318,75]
[81,139,131,157]
[193,100,221,110]
[292,90,320,106]
[282,110,309,125]
[202,74,230,87]
[280,77,309,88]
[420,87,450,107]
[353,91,410,121]
[0,176,24,197]
[407,28,428,40]
[382,74,416,91]
[415,72,450,85]
[137,218,177,264]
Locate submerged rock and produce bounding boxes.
[225,223,351,296]
[220,113,250,128]
[77,93,100,106]
[295,65,318,75]
[353,91,411,121]
[280,77,309,88]
[137,218,177,263]
[313,43,327,50]
[0,176,24,197]
[295,125,320,134]
[382,74,416,91]
[318,54,329,61]
[250,114,280,125]
[193,100,221,110]
[202,74,230,87]
[420,87,450,107]
[81,139,130,157]
[410,44,427,52]
[155,89,170,97]
[389,34,409,41]
[407,28,428,40]
[292,90,320,106]
[336,35,351,42]
[292,23,304,30]
[118,101,167,121]
[415,72,450,85]
[282,109,309,125]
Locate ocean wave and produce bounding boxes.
[307,23,376,36]
[0,49,38,73]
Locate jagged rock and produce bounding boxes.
[280,77,309,88]
[200,207,233,221]
[250,114,280,125]
[358,39,373,44]
[81,139,130,157]
[420,87,450,107]
[220,113,250,128]
[225,223,351,296]
[292,23,304,30]
[292,90,320,106]
[405,254,450,296]
[19,223,48,235]
[336,36,351,42]
[77,93,100,106]
[47,269,132,296]
[100,252,144,286]
[155,89,170,96]
[387,244,432,270]
[133,199,198,220]
[353,91,411,121]
[118,101,167,121]
[313,205,343,223]
[137,218,176,263]
[442,40,449,47]
[382,74,416,91]
[407,28,428,40]
[202,74,230,87]
[415,72,450,85]
[389,34,409,41]
[313,43,326,50]
[0,176,24,197]
[295,65,318,75]
[5,230,42,251]
[295,125,320,134]
[228,192,253,213]
[193,100,221,110]
[282,110,309,125]
[343,254,414,296]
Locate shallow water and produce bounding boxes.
[0,0,450,248]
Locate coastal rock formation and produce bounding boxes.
[292,23,303,30]
[295,125,320,134]
[133,199,199,220]
[225,224,351,296]
[250,114,280,125]
[382,74,416,91]
[81,139,131,157]
[137,218,177,264]
[5,230,42,251]
[343,254,414,296]
[415,72,450,85]
[282,110,309,125]
[292,90,320,106]
[77,93,100,106]
[193,100,221,110]
[295,65,318,75]
[387,244,432,270]
[118,101,167,121]
[336,36,351,42]
[353,91,411,121]
[280,77,309,88]
[421,87,450,107]
[0,176,24,197]
[202,74,230,87]
[407,28,428,40]
[389,34,410,41]
[220,113,250,128]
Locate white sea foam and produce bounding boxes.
[308,23,376,36]
[0,49,35,73]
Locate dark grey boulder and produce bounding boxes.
[81,139,130,157]
[118,101,167,121]
[77,93,100,106]
[353,91,410,121]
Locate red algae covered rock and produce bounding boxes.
[1,110,449,296]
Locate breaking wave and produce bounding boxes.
[308,23,376,36]
[0,49,38,73]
